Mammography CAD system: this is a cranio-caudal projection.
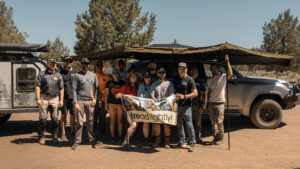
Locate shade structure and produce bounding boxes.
[70,42,292,66]
[0,43,49,52]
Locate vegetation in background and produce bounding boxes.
[74,0,156,55]
[39,37,70,61]
[0,1,27,43]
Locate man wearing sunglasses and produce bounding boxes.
[71,58,99,150]
[36,58,64,145]
[150,67,174,148]
[59,56,77,141]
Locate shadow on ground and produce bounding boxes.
[4,115,287,151]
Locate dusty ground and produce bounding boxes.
[1,107,300,169]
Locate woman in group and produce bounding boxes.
[137,72,152,146]
[116,72,139,148]
[105,68,125,143]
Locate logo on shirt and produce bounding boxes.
[54,77,58,81]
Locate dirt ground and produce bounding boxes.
[1,107,300,169]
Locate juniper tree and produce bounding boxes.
[261,9,300,72]
[74,0,156,54]
[39,37,70,61]
[0,1,27,43]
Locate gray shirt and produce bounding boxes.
[36,70,63,96]
[207,74,227,103]
[137,83,152,98]
[71,71,98,102]
[150,80,174,100]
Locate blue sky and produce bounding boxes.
[3,0,300,54]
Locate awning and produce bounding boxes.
[70,43,292,65]
[0,43,48,52]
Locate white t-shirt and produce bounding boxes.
[207,74,227,103]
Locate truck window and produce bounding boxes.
[16,68,36,92]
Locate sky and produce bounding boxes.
[3,0,300,54]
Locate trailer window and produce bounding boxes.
[16,68,36,91]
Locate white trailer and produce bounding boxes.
[0,43,48,125]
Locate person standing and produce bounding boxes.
[174,62,198,152]
[116,72,138,148]
[207,55,232,145]
[94,60,110,143]
[147,60,158,81]
[36,58,64,144]
[71,58,99,150]
[150,67,174,149]
[137,72,153,146]
[105,68,125,143]
[59,56,77,141]
[189,66,206,143]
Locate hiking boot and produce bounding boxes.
[176,142,188,148]
[215,139,224,145]
[71,142,79,150]
[164,136,171,149]
[39,137,45,145]
[61,134,68,141]
[196,137,203,144]
[210,136,218,145]
[52,135,59,143]
[188,144,195,152]
[91,141,97,148]
[152,136,161,148]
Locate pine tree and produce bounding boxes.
[74,0,156,54]
[39,37,70,61]
[0,1,27,43]
[261,9,300,72]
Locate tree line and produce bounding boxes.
[0,1,300,72]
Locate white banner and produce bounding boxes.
[121,95,178,125]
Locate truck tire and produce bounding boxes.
[0,113,11,126]
[250,99,282,129]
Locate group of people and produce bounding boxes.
[35,55,232,152]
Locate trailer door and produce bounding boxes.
[12,63,39,108]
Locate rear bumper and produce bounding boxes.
[283,93,300,109]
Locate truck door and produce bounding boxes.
[12,63,39,108]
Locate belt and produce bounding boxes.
[41,94,58,98]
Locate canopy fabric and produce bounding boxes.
[70,43,292,65]
[0,43,48,52]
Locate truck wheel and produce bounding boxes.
[250,99,282,129]
[0,113,11,126]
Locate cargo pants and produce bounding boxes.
[38,95,59,138]
[74,100,95,144]
[208,103,224,141]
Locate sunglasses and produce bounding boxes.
[158,72,165,74]
[66,60,73,63]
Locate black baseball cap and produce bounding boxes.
[143,72,151,78]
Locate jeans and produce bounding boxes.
[177,106,195,144]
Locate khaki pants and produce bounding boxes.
[192,104,204,139]
[40,95,59,121]
[38,95,59,138]
[74,100,95,144]
[208,103,224,140]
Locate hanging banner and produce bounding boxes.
[121,95,178,125]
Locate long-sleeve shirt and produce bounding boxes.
[71,71,98,102]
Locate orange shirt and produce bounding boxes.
[119,83,137,96]
[95,72,111,101]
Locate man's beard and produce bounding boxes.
[150,68,156,71]
[47,65,55,71]
[159,76,165,80]
[212,72,219,76]
[82,66,88,71]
